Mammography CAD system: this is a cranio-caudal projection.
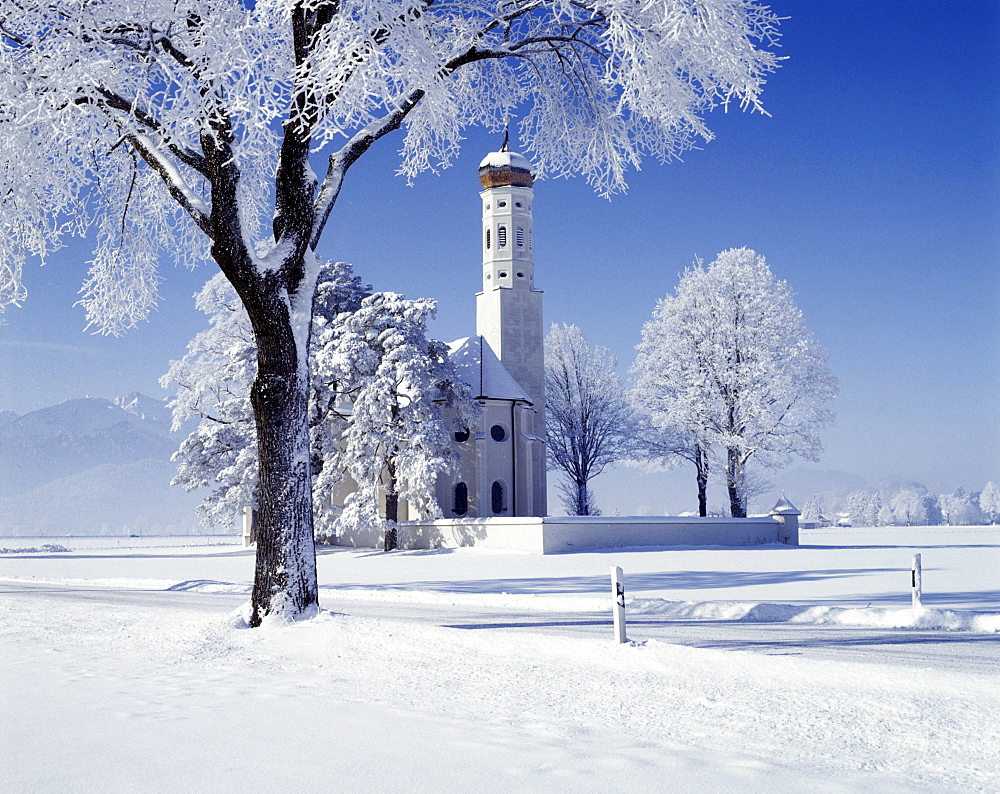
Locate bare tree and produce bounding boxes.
[545,324,633,515]
[633,248,836,517]
[0,0,781,624]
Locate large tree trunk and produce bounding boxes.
[248,299,319,626]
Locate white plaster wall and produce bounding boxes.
[390,515,796,554]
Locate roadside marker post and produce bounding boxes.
[911,553,923,609]
[612,566,626,644]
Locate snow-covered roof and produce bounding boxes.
[448,336,532,404]
[478,149,534,188]
[478,150,533,171]
[770,495,801,515]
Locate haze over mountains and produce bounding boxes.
[0,394,213,537]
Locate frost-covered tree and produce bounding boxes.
[979,482,1000,524]
[633,248,837,518]
[165,268,471,550]
[545,323,633,515]
[938,488,983,526]
[316,293,477,550]
[163,262,369,529]
[0,0,781,623]
[800,495,824,523]
[885,488,928,527]
[846,490,882,528]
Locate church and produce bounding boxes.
[432,142,548,519]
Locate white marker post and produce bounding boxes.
[612,566,626,644]
[242,506,256,548]
[911,553,923,609]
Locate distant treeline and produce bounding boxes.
[802,483,1000,527]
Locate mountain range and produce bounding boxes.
[0,394,214,537]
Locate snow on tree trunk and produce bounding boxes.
[249,318,318,625]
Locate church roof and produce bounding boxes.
[478,148,534,189]
[770,494,801,515]
[448,336,533,404]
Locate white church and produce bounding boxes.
[305,141,800,552]
[433,141,548,521]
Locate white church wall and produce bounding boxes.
[396,515,796,553]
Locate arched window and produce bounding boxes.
[490,424,507,442]
[516,227,524,248]
[497,226,507,248]
[491,481,506,515]
[453,482,469,516]
[454,429,470,443]
[485,228,491,249]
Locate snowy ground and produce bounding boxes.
[2,526,998,791]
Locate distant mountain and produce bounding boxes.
[0,396,176,496]
[0,395,221,537]
[114,392,175,433]
[0,459,204,537]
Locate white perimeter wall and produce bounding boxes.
[384,515,797,553]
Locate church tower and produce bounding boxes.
[476,143,544,414]
[475,139,546,514]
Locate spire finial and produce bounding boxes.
[501,116,510,152]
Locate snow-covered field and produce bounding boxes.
[2,526,998,791]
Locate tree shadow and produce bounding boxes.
[331,567,898,596]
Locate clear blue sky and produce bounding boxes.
[1,0,997,494]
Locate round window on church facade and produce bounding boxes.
[454,429,470,443]
[490,424,507,442]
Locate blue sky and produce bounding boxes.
[1,0,997,497]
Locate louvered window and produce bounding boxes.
[498,226,507,248]
[516,227,524,248]
[485,228,491,249]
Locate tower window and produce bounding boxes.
[497,226,507,248]
[490,424,507,442]
[516,227,524,248]
[454,429,470,443]
[485,228,491,249]
[453,482,469,516]
[498,201,507,208]
[491,481,507,515]
[515,202,522,208]
[499,271,507,278]
[517,272,524,278]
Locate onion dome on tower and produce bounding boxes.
[478,132,534,189]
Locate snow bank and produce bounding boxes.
[629,597,1000,633]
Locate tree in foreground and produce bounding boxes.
[164,265,471,548]
[633,248,837,517]
[545,323,633,515]
[162,262,368,531]
[0,0,782,624]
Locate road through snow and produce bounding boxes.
[4,580,997,675]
